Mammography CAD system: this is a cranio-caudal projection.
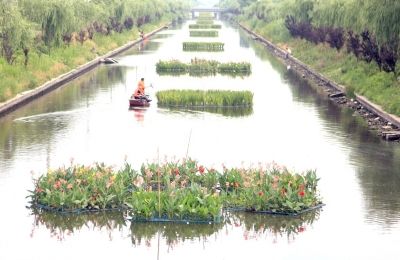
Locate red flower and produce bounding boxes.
[258,191,264,196]
[173,168,180,175]
[298,190,305,197]
[53,180,61,189]
[198,165,205,174]
[298,226,305,232]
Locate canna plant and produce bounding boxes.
[29,158,323,218]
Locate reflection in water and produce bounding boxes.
[30,210,127,241]
[130,221,223,249]
[0,66,126,163]
[160,106,253,117]
[227,210,320,241]
[130,107,147,122]
[284,69,400,226]
[31,209,319,248]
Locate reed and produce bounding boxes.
[155,90,253,107]
[189,24,222,29]
[156,59,251,76]
[182,42,224,51]
[190,30,219,37]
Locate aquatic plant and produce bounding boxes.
[189,24,221,29]
[196,20,214,25]
[156,58,251,76]
[29,159,322,217]
[155,90,253,107]
[183,42,224,51]
[190,30,219,37]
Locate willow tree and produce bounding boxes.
[42,1,74,48]
[0,0,32,64]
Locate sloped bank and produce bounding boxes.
[239,24,400,142]
[0,25,169,118]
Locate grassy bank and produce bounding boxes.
[239,18,400,116]
[0,20,168,103]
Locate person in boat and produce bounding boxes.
[133,78,151,102]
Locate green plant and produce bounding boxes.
[182,42,224,52]
[155,90,253,107]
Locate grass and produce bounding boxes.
[156,90,253,107]
[182,42,224,52]
[240,17,400,116]
[156,58,251,77]
[0,19,169,103]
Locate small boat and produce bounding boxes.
[129,95,152,107]
[101,58,118,64]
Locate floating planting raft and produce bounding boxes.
[190,30,218,37]
[183,42,224,52]
[28,159,323,220]
[189,24,221,29]
[156,59,251,77]
[156,90,253,107]
[196,20,214,25]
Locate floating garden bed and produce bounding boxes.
[29,159,323,219]
[189,24,221,29]
[156,59,251,77]
[183,42,224,52]
[190,30,218,37]
[196,20,214,25]
[156,90,253,107]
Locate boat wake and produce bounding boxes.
[14,108,88,123]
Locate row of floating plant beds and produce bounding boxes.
[155,90,253,107]
[183,42,224,52]
[190,30,219,37]
[156,59,251,76]
[29,159,323,222]
[189,24,221,29]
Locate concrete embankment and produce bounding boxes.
[0,25,169,118]
[239,23,400,139]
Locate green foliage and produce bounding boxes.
[183,42,224,51]
[156,90,253,107]
[189,24,222,29]
[29,159,322,217]
[0,0,190,102]
[190,30,219,37]
[234,0,400,115]
[156,58,251,77]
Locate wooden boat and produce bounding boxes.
[129,96,151,107]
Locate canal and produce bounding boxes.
[0,20,400,259]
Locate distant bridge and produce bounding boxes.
[190,7,228,19]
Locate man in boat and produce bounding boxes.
[133,78,151,102]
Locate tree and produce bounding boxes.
[0,0,31,64]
